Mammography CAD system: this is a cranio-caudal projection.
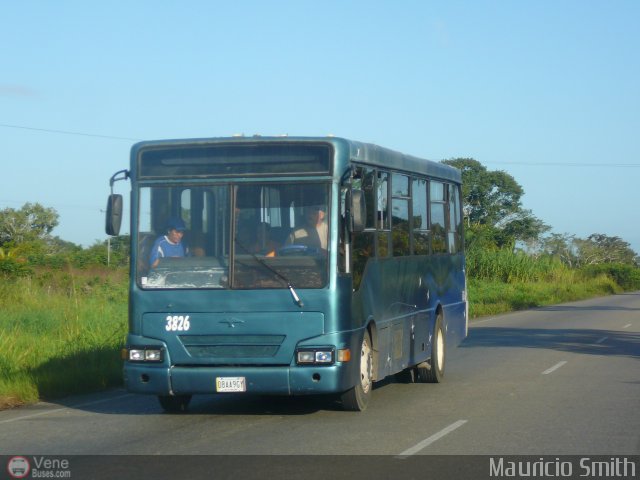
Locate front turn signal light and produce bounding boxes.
[337,348,351,362]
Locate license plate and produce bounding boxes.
[216,376,246,393]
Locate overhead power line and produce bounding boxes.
[0,123,140,141]
[2,123,639,168]
[483,161,640,168]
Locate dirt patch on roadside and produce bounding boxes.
[0,395,26,411]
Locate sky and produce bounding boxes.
[2,1,639,253]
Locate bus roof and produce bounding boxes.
[131,136,461,184]
[342,138,461,184]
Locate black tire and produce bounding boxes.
[416,312,445,383]
[341,330,373,411]
[158,394,192,413]
[394,367,416,383]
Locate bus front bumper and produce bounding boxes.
[123,363,356,396]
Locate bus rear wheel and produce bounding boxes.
[341,330,373,411]
[158,394,192,413]
[416,312,445,383]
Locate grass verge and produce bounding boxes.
[0,268,127,409]
[468,273,620,318]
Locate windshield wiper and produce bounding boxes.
[234,237,304,308]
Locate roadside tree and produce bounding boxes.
[576,233,637,266]
[442,158,548,249]
[0,203,59,246]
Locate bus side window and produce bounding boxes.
[448,184,460,254]
[412,178,429,255]
[377,171,390,257]
[455,184,464,251]
[391,173,410,256]
[352,167,376,290]
[353,231,374,291]
[430,181,447,254]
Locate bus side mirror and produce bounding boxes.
[351,189,366,233]
[105,194,123,236]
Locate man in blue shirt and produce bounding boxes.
[149,217,189,268]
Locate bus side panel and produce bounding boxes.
[411,311,431,368]
[439,253,468,347]
[352,254,466,381]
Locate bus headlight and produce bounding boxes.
[297,351,316,363]
[296,348,334,365]
[129,349,145,361]
[145,349,163,361]
[315,351,332,363]
[125,347,164,363]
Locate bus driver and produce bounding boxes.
[286,205,328,251]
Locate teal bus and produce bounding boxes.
[106,136,467,412]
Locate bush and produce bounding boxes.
[581,264,640,291]
[0,258,32,277]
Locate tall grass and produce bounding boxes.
[467,248,564,283]
[0,268,128,408]
[466,248,632,317]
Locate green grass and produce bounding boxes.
[466,249,631,317]
[468,273,620,318]
[467,248,563,283]
[0,268,128,408]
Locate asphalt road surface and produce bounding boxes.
[1,293,638,477]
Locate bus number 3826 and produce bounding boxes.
[165,315,190,332]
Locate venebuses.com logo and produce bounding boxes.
[6,456,30,479]
[6,456,71,479]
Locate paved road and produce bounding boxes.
[1,293,639,460]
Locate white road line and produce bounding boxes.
[542,361,568,375]
[396,419,468,459]
[0,393,134,425]
[622,323,632,329]
[595,336,608,344]
[470,316,499,325]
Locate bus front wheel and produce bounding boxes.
[416,312,445,383]
[341,330,373,411]
[158,394,192,413]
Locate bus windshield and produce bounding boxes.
[137,182,329,290]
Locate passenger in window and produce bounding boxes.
[149,217,189,268]
[287,205,328,250]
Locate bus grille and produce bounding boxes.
[179,335,286,359]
